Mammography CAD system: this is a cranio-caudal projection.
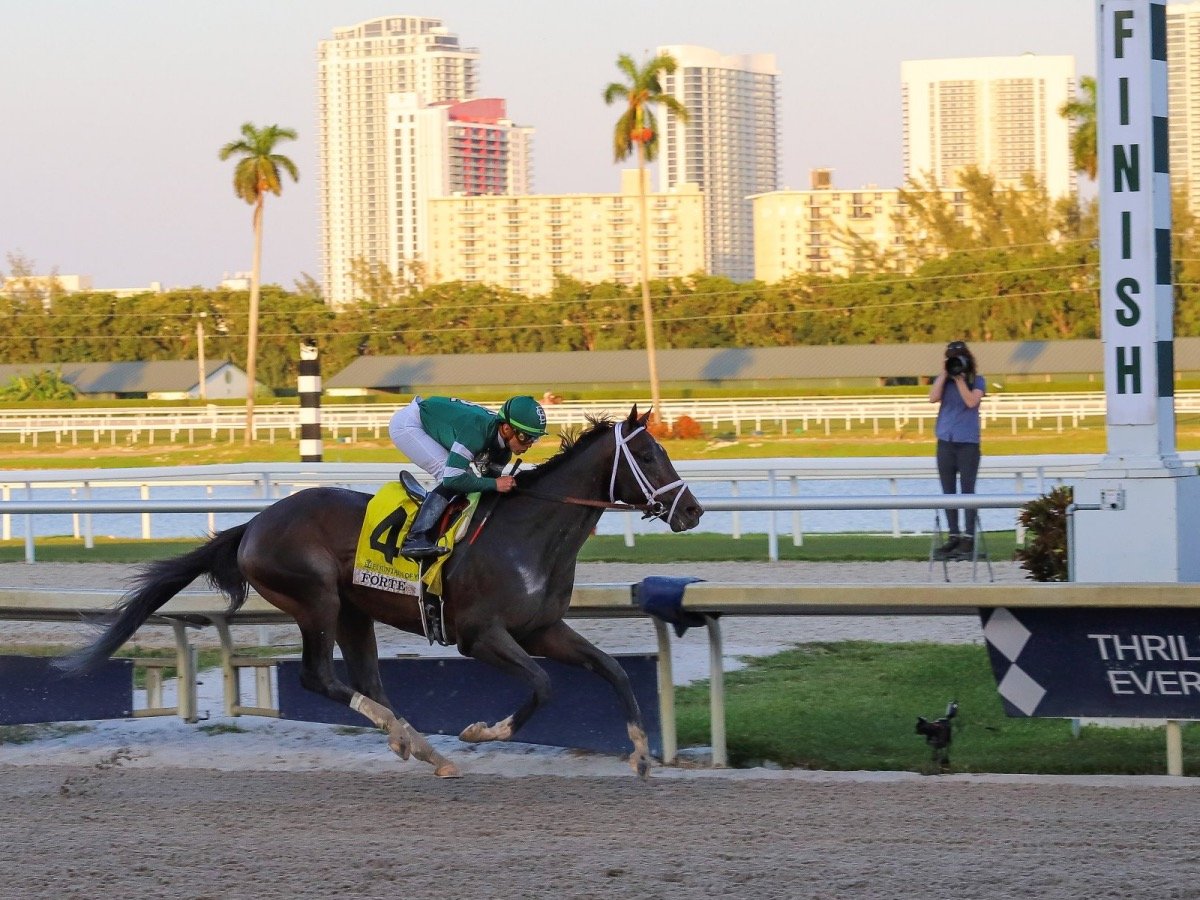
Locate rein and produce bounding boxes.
[515,489,653,515]
[513,420,689,521]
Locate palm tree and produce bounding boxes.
[218,122,298,444]
[1059,75,1097,181]
[604,53,688,428]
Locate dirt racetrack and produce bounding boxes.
[3,561,1199,898]
[2,764,1198,900]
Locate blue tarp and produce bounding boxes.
[635,576,708,637]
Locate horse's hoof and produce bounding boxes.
[459,722,489,743]
[631,754,652,779]
[388,735,412,760]
[434,762,463,778]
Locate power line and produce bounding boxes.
[8,261,1098,322]
[0,285,1099,342]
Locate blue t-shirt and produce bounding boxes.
[935,374,985,443]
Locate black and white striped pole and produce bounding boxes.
[298,339,323,462]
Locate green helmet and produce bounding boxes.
[499,395,548,436]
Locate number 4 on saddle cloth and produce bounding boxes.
[352,474,479,626]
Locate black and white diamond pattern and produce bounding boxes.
[983,608,1046,716]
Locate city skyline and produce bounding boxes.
[0,1,1098,292]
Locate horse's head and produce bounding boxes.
[610,405,704,532]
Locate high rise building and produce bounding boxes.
[1168,2,1200,215]
[317,16,481,307]
[656,45,780,282]
[439,98,533,197]
[901,55,1076,198]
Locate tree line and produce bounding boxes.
[7,169,1200,394]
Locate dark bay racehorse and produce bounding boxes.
[59,406,703,777]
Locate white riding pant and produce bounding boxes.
[389,398,449,482]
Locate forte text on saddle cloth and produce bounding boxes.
[352,482,477,596]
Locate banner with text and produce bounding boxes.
[981,606,1200,718]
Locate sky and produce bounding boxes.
[0,0,1101,292]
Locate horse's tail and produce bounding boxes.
[55,523,250,675]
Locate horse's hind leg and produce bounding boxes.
[259,585,460,778]
[336,603,387,704]
[523,622,653,778]
[458,627,552,744]
[334,603,463,773]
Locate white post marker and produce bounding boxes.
[1074,1,1200,582]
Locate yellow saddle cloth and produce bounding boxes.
[351,483,478,597]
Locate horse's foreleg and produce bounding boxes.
[523,622,652,778]
[458,627,551,743]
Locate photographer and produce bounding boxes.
[928,341,985,561]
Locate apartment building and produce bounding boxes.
[656,45,780,282]
[752,171,965,282]
[427,170,704,295]
[317,15,481,307]
[901,55,1076,197]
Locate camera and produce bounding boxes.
[945,354,970,377]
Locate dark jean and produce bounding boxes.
[936,439,981,536]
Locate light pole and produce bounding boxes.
[196,312,207,402]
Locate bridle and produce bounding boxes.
[518,420,690,521]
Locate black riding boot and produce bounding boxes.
[401,487,453,560]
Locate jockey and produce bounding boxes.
[388,394,549,560]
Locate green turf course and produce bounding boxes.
[0,531,1021,564]
[674,642,1198,776]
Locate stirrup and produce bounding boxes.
[415,563,451,647]
[401,536,449,561]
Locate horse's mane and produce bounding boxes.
[517,415,614,484]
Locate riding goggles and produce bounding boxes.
[511,428,540,445]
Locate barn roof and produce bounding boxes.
[325,339,1197,391]
[0,360,235,394]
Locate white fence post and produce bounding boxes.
[140,484,151,539]
[790,476,803,547]
[767,469,779,562]
[83,481,94,549]
[730,481,741,540]
[23,482,33,564]
[890,478,901,538]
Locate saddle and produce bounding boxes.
[399,470,427,502]
[353,476,475,648]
